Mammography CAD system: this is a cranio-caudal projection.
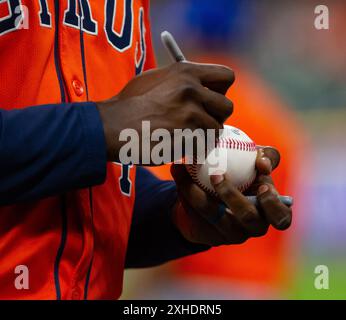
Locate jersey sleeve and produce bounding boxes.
[125,167,209,268]
[0,102,107,206]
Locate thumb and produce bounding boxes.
[210,171,240,201]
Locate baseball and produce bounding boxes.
[187,125,258,196]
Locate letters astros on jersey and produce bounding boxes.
[1,1,146,68]
[0,0,155,300]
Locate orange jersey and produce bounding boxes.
[0,0,155,299]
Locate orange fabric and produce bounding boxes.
[149,55,307,286]
[0,0,155,299]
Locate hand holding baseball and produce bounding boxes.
[171,147,292,246]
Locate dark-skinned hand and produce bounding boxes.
[171,147,292,246]
[96,62,234,164]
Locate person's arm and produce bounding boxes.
[0,102,106,206]
[1,62,235,206]
[125,167,210,268]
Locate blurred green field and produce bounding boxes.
[291,258,346,300]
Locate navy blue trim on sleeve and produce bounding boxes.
[0,102,107,206]
[125,167,210,268]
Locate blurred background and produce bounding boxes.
[122,0,346,299]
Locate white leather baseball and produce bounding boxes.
[186,125,257,196]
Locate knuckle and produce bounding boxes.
[239,207,259,226]
[215,184,235,200]
[259,192,278,206]
[181,83,197,98]
[179,83,198,99]
[256,175,273,185]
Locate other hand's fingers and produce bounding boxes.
[256,180,292,230]
[194,86,234,124]
[173,62,235,94]
[171,164,214,213]
[210,173,269,237]
[255,146,281,175]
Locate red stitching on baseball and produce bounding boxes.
[216,137,256,152]
[188,136,257,195]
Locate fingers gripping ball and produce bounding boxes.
[186,125,257,196]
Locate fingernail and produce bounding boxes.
[261,157,272,171]
[257,184,269,195]
[210,174,225,186]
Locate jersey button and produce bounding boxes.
[71,287,82,300]
[72,79,84,97]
